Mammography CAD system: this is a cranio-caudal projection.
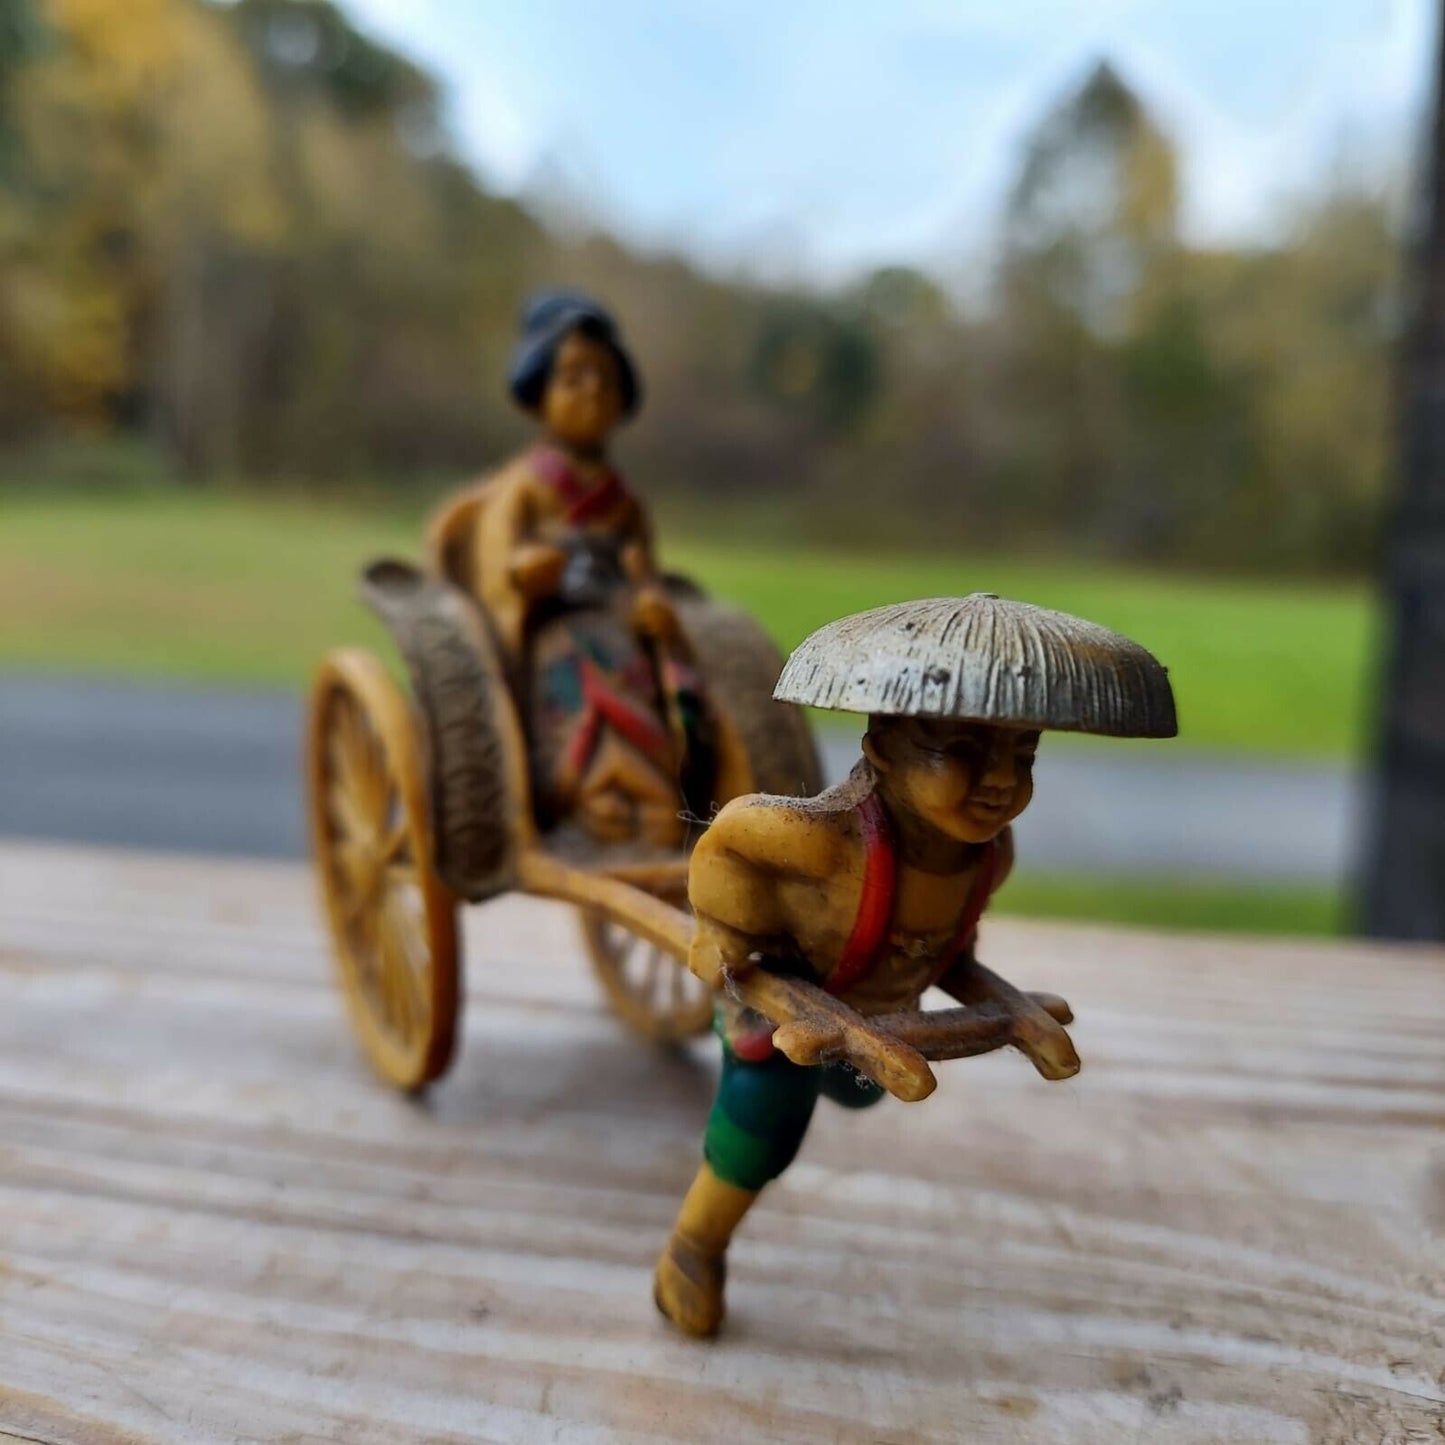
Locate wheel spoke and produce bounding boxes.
[582,907,712,1042]
[386,862,421,892]
[637,946,661,1001]
[382,821,421,888]
[332,834,374,893]
[347,897,382,990]
[381,890,427,1038]
[327,775,372,847]
[375,917,407,1036]
[396,934,427,1032]
[338,881,368,929]
[353,729,393,827]
[334,695,391,829]
[330,703,369,820]
[381,818,411,864]
[605,924,634,971]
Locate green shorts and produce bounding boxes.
[703,1012,884,1192]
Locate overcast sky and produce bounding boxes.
[344,0,1436,283]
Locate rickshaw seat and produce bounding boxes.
[425,480,495,599]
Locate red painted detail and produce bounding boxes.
[579,655,672,764]
[562,706,602,784]
[558,653,673,792]
[531,445,629,525]
[726,791,896,1064]
[659,654,701,696]
[726,804,1003,1064]
[826,790,898,999]
[925,838,1000,991]
[731,1026,778,1062]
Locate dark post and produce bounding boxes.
[1361,6,1445,938]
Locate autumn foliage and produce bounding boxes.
[0,2,1404,572]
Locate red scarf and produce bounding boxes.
[531,446,631,525]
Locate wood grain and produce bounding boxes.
[0,840,1441,1444]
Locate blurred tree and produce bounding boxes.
[748,301,879,435]
[216,0,544,478]
[0,0,284,446]
[228,0,441,139]
[0,0,43,173]
[0,8,1410,579]
[1005,60,1179,332]
[852,265,950,331]
[994,63,1181,553]
[1179,189,1399,568]
[1113,292,1259,559]
[993,58,1398,570]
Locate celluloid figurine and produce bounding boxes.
[426,292,710,849]
[654,594,1177,1336]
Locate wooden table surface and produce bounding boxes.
[0,840,1441,1445]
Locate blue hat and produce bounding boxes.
[508,290,641,416]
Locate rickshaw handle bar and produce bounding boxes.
[516,850,1078,1102]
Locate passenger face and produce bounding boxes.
[540,331,624,450]
[869,717,1040,844]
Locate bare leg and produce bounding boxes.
[654,1161,758,1337]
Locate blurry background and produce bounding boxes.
[0,0,1432,936]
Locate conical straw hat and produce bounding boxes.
[774,594,1177,738]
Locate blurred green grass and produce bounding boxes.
[0,484,1359,937]
[2,486,1375,758]
[991,873,1341,937]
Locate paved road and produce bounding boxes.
[0,675,1365,883]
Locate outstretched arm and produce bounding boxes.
[686,796,835,988]
[480,476,566,601]
[687,822,788,989]
[618,498,660,586]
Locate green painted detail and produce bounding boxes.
[703,1018,885,1189]
[703,1109,803,1192]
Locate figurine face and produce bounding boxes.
[868,717,1039,844]
[540,330,625,451]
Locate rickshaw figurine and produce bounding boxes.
[654,595,1176,1336]
[307,290,822,1086]
[303,295,1175,1339]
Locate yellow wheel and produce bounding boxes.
[580,903,713,1042]
[308,649,460,1090]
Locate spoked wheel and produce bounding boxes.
[580,906,713,1042]
[308,649,460,1090]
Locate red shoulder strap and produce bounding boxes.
[827,791,897,998]
[926,839,1000,990]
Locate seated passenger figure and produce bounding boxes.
[427,293,710,850]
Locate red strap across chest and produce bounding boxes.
[729,797,1000,1062]
[731,792,897,1060]
[531,446,629,525]
[826,791,899,998]
[926,838,999,991]
[829,797,1000,999]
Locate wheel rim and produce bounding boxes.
[581,908,713,1041]
[309,651,459,1089]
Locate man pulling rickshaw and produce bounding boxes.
[306,296,1177,1339]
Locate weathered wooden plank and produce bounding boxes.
[0,840,1441,1444]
